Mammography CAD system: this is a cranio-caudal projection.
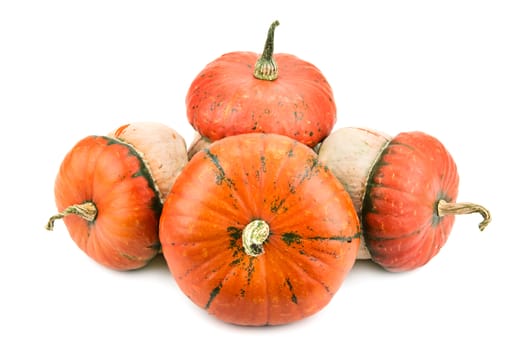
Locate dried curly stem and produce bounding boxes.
[437,199,491,231]
[242,220,270,257]
[254,20,280,81]
[46,201,97,231]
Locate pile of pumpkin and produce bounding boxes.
[46,21,491,326]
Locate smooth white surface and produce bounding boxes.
[1,1,523,349]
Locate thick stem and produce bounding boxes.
[437,199,491,231]
[46,201,98,231]
[242,220,270,257]
[253,20,280,81]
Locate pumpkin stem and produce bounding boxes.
[45,201,98,231]
[437,199,491,231]
[242,220,270,257]
[254,20,280,81]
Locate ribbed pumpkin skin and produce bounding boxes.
[53,136,162,270]
[186,52,336,148]
[159,133,359,326]
[363,132,459,272]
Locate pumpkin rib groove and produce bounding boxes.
[167,165,249,228]
[253,137,298,196]
[206,256,250,311]
[183,197,246,229]
[301,242,353,269]
[366,229,436,268]
[92,218,157,266]
[177,245,234,282]
[280,242,339,274]
[204,258,241,310]
[367,227,426,258]
[203,147,261,220]
[365,220,430,241]
[86,224,143,269]
[265,170,350,235]
[392,227,438,270]
[261,247,309,320]
[204,255,263,317]
[367,222,446,270]
[258,143,304,224]
[268,240,333,296]
[235,144,267,217]
[366,182,426,202]
[271,233,335,269]
[260,255,271,324]
[166,229,231,246]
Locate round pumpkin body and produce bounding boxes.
[159,133,360,326]
[186,22,336,148]
[362,131,459,272]
[49,135,163,271]
[319,127,490,272]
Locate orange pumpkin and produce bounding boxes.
[159,133,360,326]
[46,122,188,271]
[318,127,491,272]
[186,21,337,148]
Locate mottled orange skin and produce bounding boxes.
[53,136,162,271]
[159,133,360,326]
[186,52,336,148]
[363,132,459,272]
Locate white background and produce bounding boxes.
[1,1,523,349]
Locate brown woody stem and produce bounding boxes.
[437,199,491,231]
[46,201,98,231]
[242,220,270,257]
[253,20,280,81]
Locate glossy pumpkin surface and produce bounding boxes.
[159,133,360,326]
[186,21,336,148]
[363,131,459,272]
[49,136,162,270]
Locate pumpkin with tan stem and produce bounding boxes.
[318,127,491,272]
[159,133,360,326]
[186,21,337,148]
[46,122,188,271]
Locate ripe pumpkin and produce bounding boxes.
[159,133,360,326]
[186,21,337,148]
[46,122,188,271]
[318,127,491,272]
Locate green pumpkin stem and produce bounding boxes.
[242,220,270,257]
[46,201,98,231]
[254,20,280,81]
[437,199,491,231]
